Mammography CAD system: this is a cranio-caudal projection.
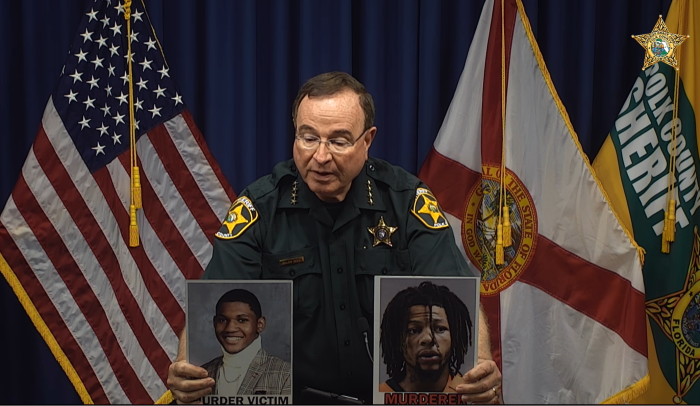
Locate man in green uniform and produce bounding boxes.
[167,72,502,405]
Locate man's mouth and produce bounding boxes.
[312,170,333,176]
[310,170,335,181]
[223,336,243,344]
[418,350,441,363]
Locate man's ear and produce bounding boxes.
[363,126,377,160]
[365,127,377,148]
[257,316,266,334]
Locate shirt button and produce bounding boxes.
[337,267,343,274]
[382,267,388,275]
[368,164,375,171]
[344,340,350,346]
[289,269,296,276]
[340,303,346,310]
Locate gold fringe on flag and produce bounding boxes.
[636,246,646,267]
[601,374,650,404]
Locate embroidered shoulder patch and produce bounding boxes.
[411,188,449,229]
[215,196,259,240]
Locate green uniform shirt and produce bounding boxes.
[203,157,475,401]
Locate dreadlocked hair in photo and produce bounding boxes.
[379,281,473,381]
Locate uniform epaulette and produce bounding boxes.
[366,157,420,192]
[246,160,297,200]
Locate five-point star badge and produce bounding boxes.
[632,15,689,70]
[368,216,397,247]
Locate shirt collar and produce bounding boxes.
[221,335,262,371]
[278,160,386,211]
[349,161,386,211]
[278,172,316,209]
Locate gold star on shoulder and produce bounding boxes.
[225,204,249,234]
[418,195,443,225]
[215,196,259,240]
[368,216,397,247]
[632,15,689,70]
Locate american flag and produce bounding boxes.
[0,0,235,403]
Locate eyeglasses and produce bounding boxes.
[295,129,369,154]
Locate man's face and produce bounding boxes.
[403,305,452,379]
[292,89,376,203]
[213,302,265,354]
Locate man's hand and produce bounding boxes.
[456,359,503,404]
[167,360,215,405]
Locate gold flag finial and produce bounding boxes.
[632,15,689,70]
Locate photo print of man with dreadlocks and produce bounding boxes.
[373,277,480,405]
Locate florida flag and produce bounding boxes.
[419,0,648,403]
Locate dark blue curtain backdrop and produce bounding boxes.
[0,0,671,403]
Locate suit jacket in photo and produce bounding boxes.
[202,348,291,395]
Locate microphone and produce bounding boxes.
[358,317,373,363]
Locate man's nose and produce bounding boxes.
[313,142,332,164]
[418,329,435,346]
[224,320,240,331]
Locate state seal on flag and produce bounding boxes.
[671,286,700,359]
[462,164,537,296]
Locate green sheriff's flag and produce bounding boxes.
[593,0,700,403]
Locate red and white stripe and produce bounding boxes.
[419,0,648,403]
[0,98,234,404]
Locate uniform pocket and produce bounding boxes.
[354,248,411,314]
[262,247,322,318]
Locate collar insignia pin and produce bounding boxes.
[367,179,374,206]
[291,181,298,205]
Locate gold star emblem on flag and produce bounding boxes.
[632,15,689,70]
[646,226,700,402]
[368,216,397,247]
